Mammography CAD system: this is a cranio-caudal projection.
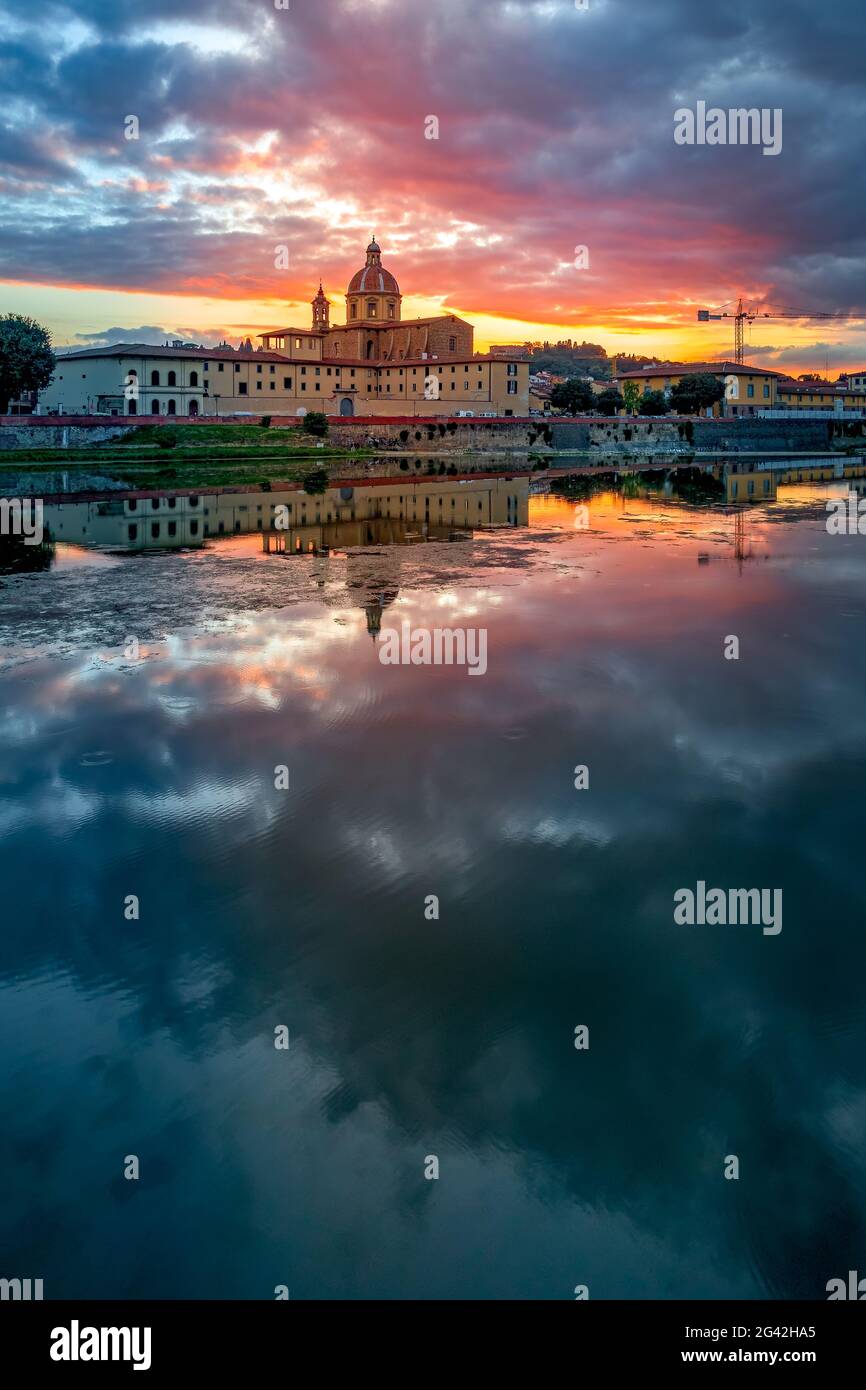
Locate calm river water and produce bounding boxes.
[1,462,865,1298]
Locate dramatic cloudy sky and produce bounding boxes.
[1,0,865,369]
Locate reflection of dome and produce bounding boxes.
[347,237,400,296]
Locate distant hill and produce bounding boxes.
[525,340,611,379]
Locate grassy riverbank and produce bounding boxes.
[0,422,374,488]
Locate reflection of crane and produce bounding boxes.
[697,298,854,365]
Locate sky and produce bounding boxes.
[1,0,865,372]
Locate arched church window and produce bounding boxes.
[367,301,377,318]
[151,400,160,414]
[189,371,199,387]
[151,370,160,386]
[168,370,177,386]
[167,399,176,415]
[388,303,395,319]
[351,304,357,320]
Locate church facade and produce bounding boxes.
[37,238,530,419]
[260,238,475,366]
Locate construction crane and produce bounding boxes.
[697,298,854,365]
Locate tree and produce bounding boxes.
[622,381,641,415]
[596,387,624,416]
[669,373,725,415]
[638,389,668,416]
[302,467,329,494]
[550,378,595,414]
[301,410,328,437]
[0,314,56,414]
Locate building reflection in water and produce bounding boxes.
[38,473,530,556]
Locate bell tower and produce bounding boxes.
[311,282,330,332]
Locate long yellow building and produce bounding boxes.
[37,237,530,420]
[614,361,866,415]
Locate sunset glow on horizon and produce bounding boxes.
[2,0,865,374]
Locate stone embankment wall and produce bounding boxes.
[1,413,856,455]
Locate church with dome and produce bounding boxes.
[38,235,530,419]
[259,236,475,364]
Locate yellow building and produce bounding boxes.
[614,361,782,415]
[774,379,866,412]
[37,237,530,419]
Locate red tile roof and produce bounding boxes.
[616,360,785,379]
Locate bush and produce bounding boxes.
[301,411,328,438]
[157,428,178,450]
[260,415,272,429]
[399,429,410,442]
[399,459,409,470]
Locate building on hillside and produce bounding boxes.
[36,237,530,419]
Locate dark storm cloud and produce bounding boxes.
[0,0,864,326]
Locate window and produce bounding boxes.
[270,365,275,374]
[168,399,176,414]
[190,371,198,387]
[301,366,306,375]
[128,524,138,541]
[256,382,262,390]
[190,520,199,536]
[351,304,357,320]
[270,383,275,390]
[168,522,177,537]
[151,523,160,539]
[168,497,176,509]
[127,399,137,414]
[295,338,302,348]
[367,301,377,318]
[151,401,160,414]
[763,385,770,398]
[257,364,262,374]
[449,337,457,351]
[388,303,395,319]
[507,363,517,376]
[128,499,137,512]
[747,384,755,398]
[350,369,355,378]
[218,362,224,372]
[507,381,518,395]
[283,378,292,389]
[151,370,160,386]
[168,371,176,386]
[239,383,247,395]
[464,381,469,390]
[234,364,240,373]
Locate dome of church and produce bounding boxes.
[347,237,400,296]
